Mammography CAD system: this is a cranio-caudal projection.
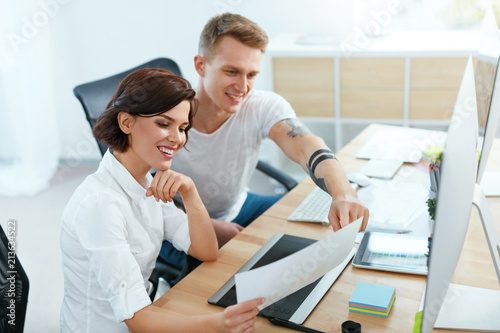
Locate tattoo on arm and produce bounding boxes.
[308,149,335,168]
[280,119,337,193]
[285,118,311,138]
[307,149,337,193]
[311,174,329,193]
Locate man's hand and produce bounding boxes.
[146,170,194,203]
[269,119,369,232]
[212,219,244,247]
[328,194,369,232]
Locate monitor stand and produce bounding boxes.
[432,284,500,331]
[473,183,500,280]
[429,184,500,331]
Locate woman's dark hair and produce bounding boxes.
[93,68,198,152]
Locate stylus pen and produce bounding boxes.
[365,227,412,234]
[268,317,325,333]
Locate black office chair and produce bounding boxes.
[0,225,29,333]
[73,57,298,296]
[74,58,182,155]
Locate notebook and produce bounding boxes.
[361,159,403,179]
[208,233,356,324]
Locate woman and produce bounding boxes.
[60,68,263,332]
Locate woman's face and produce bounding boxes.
[126,100,191,173]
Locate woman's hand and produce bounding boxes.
[146,169,194,203]
[216,298,265,333]
[148,170,218,261]
[125,298,265,333]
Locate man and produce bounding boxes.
[162,13,369,269]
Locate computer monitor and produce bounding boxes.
[476,5,500,184]
[420,56,478,331]
[421,57,500,332]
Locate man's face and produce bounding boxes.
[200,35,262,114]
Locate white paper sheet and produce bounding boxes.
[356,128,436,163]
[235,218,362,310]
[357,179,428,228]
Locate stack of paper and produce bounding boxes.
[349,282,396,317]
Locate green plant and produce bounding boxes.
[426,198,437,220]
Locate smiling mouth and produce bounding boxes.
[226,92,244,100]
[158,147,175,155]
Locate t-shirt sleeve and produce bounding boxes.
[161,201,191,253]
[250,90,297,138]
[69,193,151,323]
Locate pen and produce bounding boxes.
[365,227,412,234]
[429,163,437,192]
[268,317,325,333]
[435,160,441,190]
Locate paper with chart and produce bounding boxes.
[235,218,362,310]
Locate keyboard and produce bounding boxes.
[361,159,403,179]
[287,183,359,225]
[287,187,332,225]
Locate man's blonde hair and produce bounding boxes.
[199,13,268,59]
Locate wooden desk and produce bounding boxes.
[154,124,500,332]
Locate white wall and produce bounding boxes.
[21,0,450,163]
[40,0,357,162]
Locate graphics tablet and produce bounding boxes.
[353,232,430,275]
[208,233,356,324]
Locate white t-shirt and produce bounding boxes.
[60,151,191,333]
[171,89,296,221]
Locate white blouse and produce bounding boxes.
[60,151,191,333]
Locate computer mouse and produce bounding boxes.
[347,172,371,187]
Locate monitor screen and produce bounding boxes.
[475,6,500,183]
[421,53,500,332]
[476,55,497,135]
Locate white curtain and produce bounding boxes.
[0,0,60,196]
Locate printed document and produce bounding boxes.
[235,218,362,310]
